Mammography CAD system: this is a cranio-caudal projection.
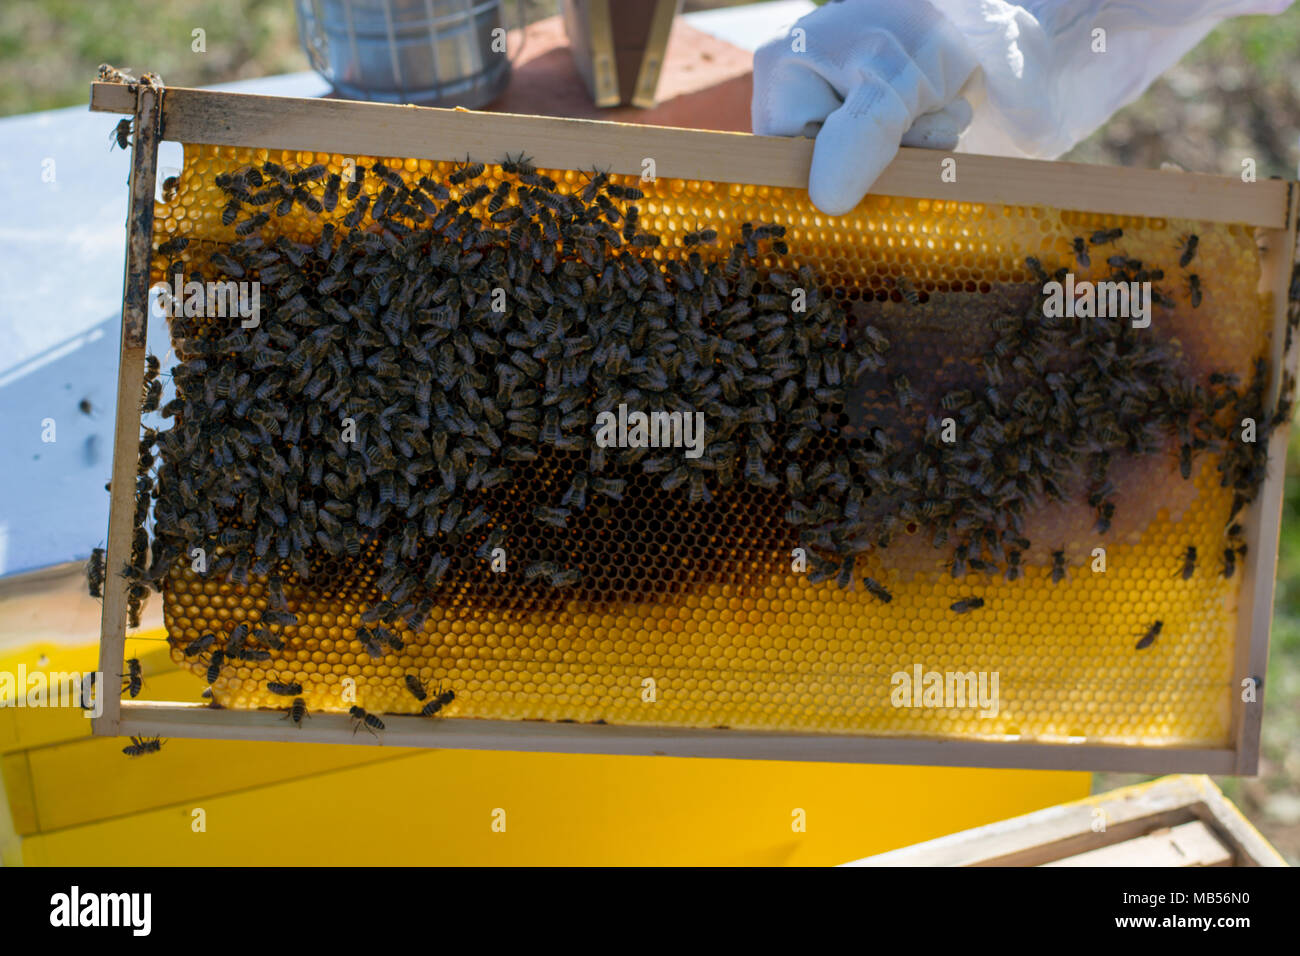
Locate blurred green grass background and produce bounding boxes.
[3,0,1298,861]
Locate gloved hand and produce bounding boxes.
[754,0,1296,216]
[752,0,979,215]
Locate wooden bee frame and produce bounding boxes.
[89,80,1299,773]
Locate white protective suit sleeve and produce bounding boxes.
[751,0,1294,214]
[942,0,1294,157]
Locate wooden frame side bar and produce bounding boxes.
[1231,183,1300,773]
[88,82,1290,228]
[94,81,162,737]
[117,701,1235,773]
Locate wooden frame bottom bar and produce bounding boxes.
[117,702,1236,773]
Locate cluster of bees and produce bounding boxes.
[104,151,857,733]
[801,227,1280,621]
[129,156,851,622]
[92,142,1291,746]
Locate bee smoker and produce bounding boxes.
[295,0,518,107]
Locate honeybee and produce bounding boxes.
[488,181,511,213]
[533,505,569,528]
[255,159,283,181]
[862,576,892,603]
[322,173,341,212]
[420,686,455,717]
[502,152,536,175]
[404,674,428,701]
[894,275,920,305]
[97,63,134,83]
[206,649,226,685]
[266,680,303,696]
[208,251,245,278]
[343,194,371,228]
[122,736,163,757]
[1178,233,1198,267]
[1089,227,1123,245]
[1178,545,1197,580]
[449,159,485,185]
[87,547,106,599]
[1050,549,1067,584]
[949,544,968,579]
[236,211,271,236]
[893,375,914,408]
[283,697,309,727]
[550,568,582,588]
[184,632,217,658]
[598,181,638,203]
[950,597,984,613]
[345,165,366,200]
[1135,620,1163,650]
[835,556,855,591]
[1095,501,1115,534]
[1187,274,1202,308]
[251,627,283,651]
[1071,237,1090,268]
[157,236,189,256]
[293,163,327,184]
[121,658,143,698]
[261,609,299,627]
[350,705,385,736]
[374,626,404,651]
[110,119,131,150]
[580,167,610,202]
[124,587,144,632]
[940,390,971,412]
[1221,541,1246,579]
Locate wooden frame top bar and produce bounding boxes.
[90,82,1291,229]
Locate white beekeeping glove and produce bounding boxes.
[752,0,981,215]
[933,0,1295,158]
[753,0,1295,215]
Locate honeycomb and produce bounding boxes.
[132,142,1282,748]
